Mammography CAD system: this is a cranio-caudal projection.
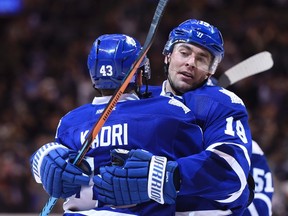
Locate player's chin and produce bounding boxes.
[176,81,195,93]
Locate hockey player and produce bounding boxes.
[109,19,274,215]
[93,20,254,215]
[159,19,274,215]
[243,140,274,216]
[208,80,274,216]
[130,19,274,216]
[30,34,205,215]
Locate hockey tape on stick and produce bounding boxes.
[218,51,274,88]
[39,0,169,215]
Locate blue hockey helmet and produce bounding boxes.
[87,34,150,89]
[163,19,224,73]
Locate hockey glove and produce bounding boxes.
[93,149,180,206]
[30,142,91,198]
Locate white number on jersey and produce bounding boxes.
[253,168,274,193]
[224,116,248,144]
[100,65,113,76]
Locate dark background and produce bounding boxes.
[0,0,287,214]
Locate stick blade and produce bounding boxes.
[218,51,274,88]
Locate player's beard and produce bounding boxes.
[167,67,209,95]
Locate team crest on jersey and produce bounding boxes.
[168,97,190,114]
[219,89,244,105]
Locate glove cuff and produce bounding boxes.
[147,155,167,204]
[166,161,180,191]
[31,142,68,183]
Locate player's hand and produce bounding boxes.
[93,149,180,206]
[31,143,91,198]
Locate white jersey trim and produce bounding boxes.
[246,193,272,216]
[251,140,264,155]
[207,142,251,168]
[31,142,67,183]
[64,209,137,216]
[175,209,232,216]
[92,93,139,105]
[206,142,250,203]
[247,202,259,216]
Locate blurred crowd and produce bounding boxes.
[0,0,288,214]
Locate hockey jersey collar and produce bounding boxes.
[160,80,174,97]
[161,78,214,97]
[92,93,140,105]
[160,80,183,99]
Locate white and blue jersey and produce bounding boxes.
[31,79,264,215]
[243,140,274,216]
[59,81,253,215]
[143,80,253,215]
[144,80,273,215]
[46,93,204,215]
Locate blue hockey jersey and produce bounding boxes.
[243,140,274,216]
[63,81,253,215]
[32,80,254,215]
[177,82,252,215]
[51,93,204,215]
[144,82,274,216]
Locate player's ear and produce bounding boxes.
[164,54,171,64]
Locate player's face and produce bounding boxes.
[165,43,212,94]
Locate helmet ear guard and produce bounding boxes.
[87,34,151,90]
[163,19,224,74]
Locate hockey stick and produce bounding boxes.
[218,51,273,88]
[39,0,169,215]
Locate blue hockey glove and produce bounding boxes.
[31,142,91,198]
[93,149,180,206]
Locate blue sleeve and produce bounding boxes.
[243,141,274,216]
[177,86,253,213]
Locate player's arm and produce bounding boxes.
[243,140,274,216]
[177,90,254,211]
